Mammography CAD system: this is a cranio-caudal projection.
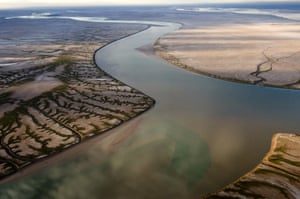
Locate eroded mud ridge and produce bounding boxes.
[206,133,300,199]
[0,43,154,179]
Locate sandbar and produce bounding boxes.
[155,23,300,89]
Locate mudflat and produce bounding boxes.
[0,24,154,180]
[155,23,300,88]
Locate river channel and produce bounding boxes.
[1,19,300,198]
[95,21,300,195]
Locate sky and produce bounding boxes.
[0,0,295,9]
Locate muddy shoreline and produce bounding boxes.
[0,22,154,182]
[154,23,300,90]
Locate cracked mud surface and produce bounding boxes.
[154,23,300,89]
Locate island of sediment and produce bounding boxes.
[153,18,300,198]
[154,23,300,89]
[205,133,300,199]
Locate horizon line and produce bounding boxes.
[1,1,300,11]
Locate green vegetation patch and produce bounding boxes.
[53,55,75,66]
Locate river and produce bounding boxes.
[95,21,300,195]
[1,19,300,198]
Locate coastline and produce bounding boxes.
[154,45,251,85]
[154,23,300,90]
[154,43,300,91]
[151,23,300,197]
[206,133,300,198]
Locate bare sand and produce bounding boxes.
[154,23,300,88]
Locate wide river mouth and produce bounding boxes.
[1,19,300,197]
[95,22,300,193]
